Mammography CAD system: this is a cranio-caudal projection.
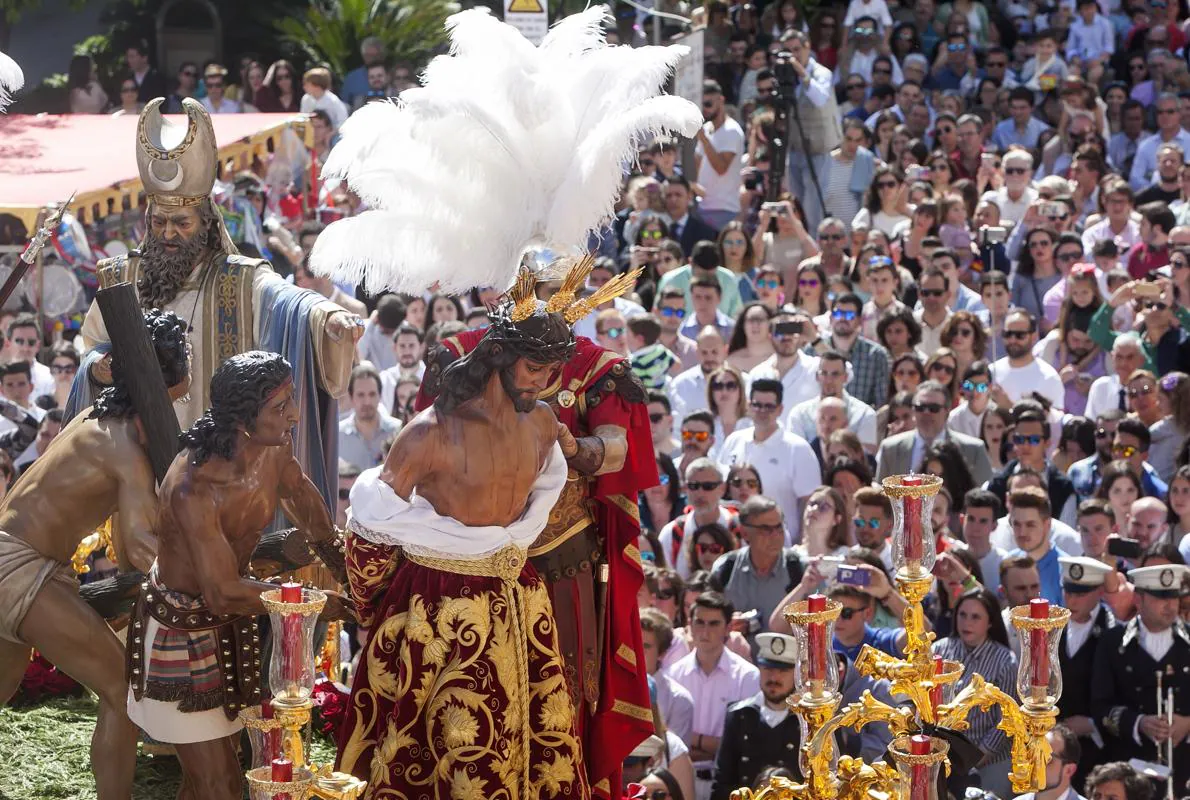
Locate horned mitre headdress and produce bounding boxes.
[136,97,218,208]
[307,5,702,325]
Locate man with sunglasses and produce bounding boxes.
[981,149,1038,227]
[948,361,993,438]
[710,631,801,800]
[719,379,820,540]
[647,392,680,459]
[654,287,699,371]
[1112,418,1169,499]
[1129,93,1190,191]
[749,308,821,410]
[915,269,954,356]
[807,293,889,410]
[989,310,1065,411]
[678,411,716,478]
[875,380,992,485]
[988,409,1078,527]
[657,458,739,576]
[1095,276,1190,374]
[1013,725,1088,800]
[2,314,53,401]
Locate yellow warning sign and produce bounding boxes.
[507,0,543,12]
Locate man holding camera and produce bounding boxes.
[780,29,844,232]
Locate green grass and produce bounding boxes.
[0,695,337,800]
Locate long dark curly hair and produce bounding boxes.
[180,351,292,465]
[90,309,190,421]
[435,310,574,415]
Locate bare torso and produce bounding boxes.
[0,412,153,564]
[155,446,287,596]
[381,383,559,529]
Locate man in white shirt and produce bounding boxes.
[718,378,821,540]
[670,326,727,427]
[1081,179,1141,255]
[914,269,953,358]
[1084,333,1144,420]
[198,64,241,114]
[960,490,1009,594]
[747,309,820,410]
[981,149,1039,226]
[378,323,427,413]
[784,351,878,452]
[664,592,760,800]
[694,80,744,230]
[2,314,53,401]
[948,361,992,438]
[1129,92,1190,191]
[300,66,349,130]
[990,309,1065,411]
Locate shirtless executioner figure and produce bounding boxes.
[0,309,190,800]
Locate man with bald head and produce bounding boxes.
[669,325,726,428]
[784,350,877,453]
[1129,498,1171,550]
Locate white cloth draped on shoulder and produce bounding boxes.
[346,441,568,557]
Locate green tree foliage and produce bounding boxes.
[274,0,459,79]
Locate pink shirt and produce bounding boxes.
[664,648,760,764]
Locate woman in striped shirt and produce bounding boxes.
[932,587,1018,799]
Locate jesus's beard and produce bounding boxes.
[138,227,210,310]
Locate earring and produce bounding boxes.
[243,430,252,439]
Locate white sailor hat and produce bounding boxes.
[756,632,798,667]
[1127,564,1190,598]
[1059,556,1114,591]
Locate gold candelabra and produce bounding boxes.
[239,585,367,800]
[734,474,1070,800]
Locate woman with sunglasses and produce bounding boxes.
[1096,460,1143,532]
[1013,225,1062,327]
[43,342,79,410]
[938,311,988,377]
[727,305,775,373]
[640,454,685,534]
[111,77,142,117]
[705,365,752,449]
[752,266,783,311]
[853,166,912,237]
[1149,372,1190,484]
[948,359,992,438]
[878,310,924,361]
[1094,271,1190,375]
[638,529,667,569]
[979,406,1014,472]
[753,198,818,273]
[790,262,828,320]
[638,766,687,800]
[932,587,1016,797]
[717,221,760,303]
[255,59,301,113]
[927,151,956,195]
[683,523,736,575]
[624,212,673,271]
[924,348,962,404]
[725,463,762,506]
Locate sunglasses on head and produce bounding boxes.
[711,380,739,391]
[853,516,883,528]
[1013,434,1043,445]
[659,306,686,318]
[729,477,759,488]
[962,380,989,393]
[914,402,945,413]
[1112,444,1138,458]
[687,480,722,491]
[682,430,710,442]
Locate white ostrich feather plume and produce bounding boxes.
[0,50,24,111]
[309,6,702,297]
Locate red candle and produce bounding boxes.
[902,476,923,563]
[807,594,827,685]
[929,654,944,712]
[272,757,294,800]
[280,583,304,686]
[909,735,932,800]
[1029,599,1050,696]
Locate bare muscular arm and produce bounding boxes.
[113,437,159,573]
[277,455,334,544]
[379,414,437,500]
[174,482,273,617]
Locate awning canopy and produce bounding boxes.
[0,112,312,231]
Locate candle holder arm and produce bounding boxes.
[935,674,1055,794]
[807,691,916,763]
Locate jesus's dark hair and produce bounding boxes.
[180,350,292,465]
[90,309,190,420]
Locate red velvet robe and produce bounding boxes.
[416,332,658,798]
